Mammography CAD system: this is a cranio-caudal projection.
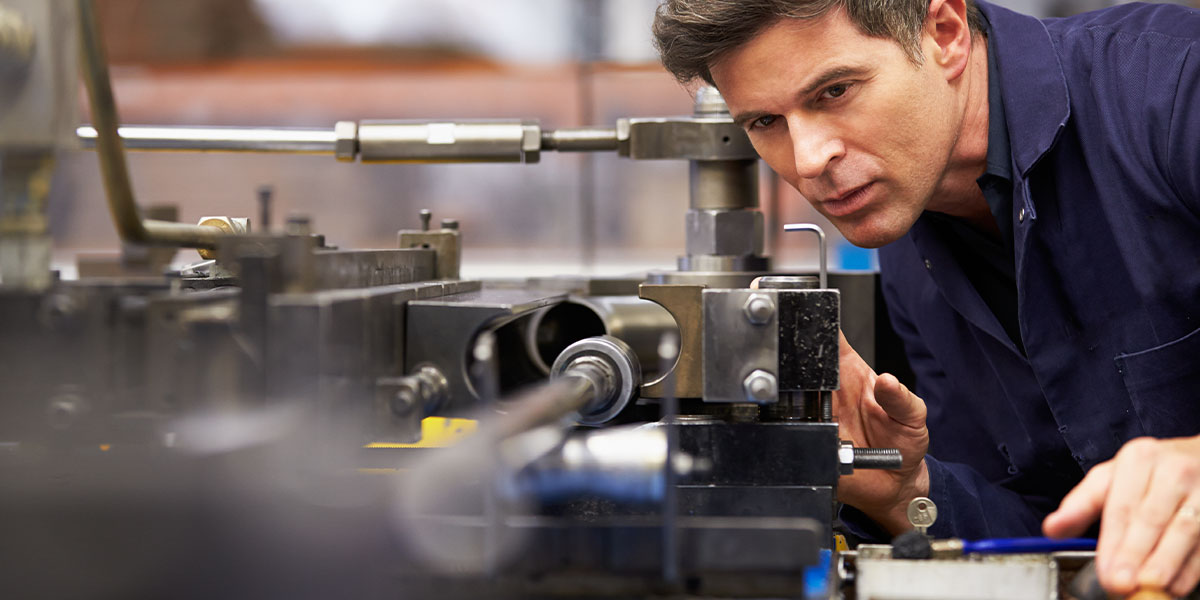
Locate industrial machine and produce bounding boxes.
[0,2,1114,599]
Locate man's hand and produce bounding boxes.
[834,331,931,534]
[1044,435,1200,597]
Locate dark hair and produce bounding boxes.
[653,0,983,86]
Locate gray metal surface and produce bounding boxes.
[702,288,779,404]
[685,209,764,256]
[539,127,619,152]
[398,225,461,281]
[357,120,541,164]
[550,335,640,425]
[854,556,1059,600]
[617,117,757,161]
[689,160,759,210]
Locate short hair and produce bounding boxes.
[653,0,983,86]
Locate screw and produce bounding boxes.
[285,214,312,236]
[742,369,777,403]
[257,185,273,231]
[742,294,775,325]
[419,209,432,232]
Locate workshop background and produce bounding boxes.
[50,0,1198,279]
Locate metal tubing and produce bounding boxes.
[76,125,338,154]
[76,0,224,248]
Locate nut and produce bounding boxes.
[743,293,774,325]
[334,121,358,162]
[742,369,777,404]
[685,209,764,256]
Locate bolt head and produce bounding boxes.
[742,369,777,403]
[742,293,775,325]
[391,383,419,417]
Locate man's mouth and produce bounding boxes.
[820,182,874,218]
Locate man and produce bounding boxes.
[653,0,1200,595]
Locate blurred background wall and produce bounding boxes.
[50,0,1198,278]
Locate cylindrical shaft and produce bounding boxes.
[76,125,338,154]
[689,159,759,210]
[540,128,619,152]
[357,120,540,163]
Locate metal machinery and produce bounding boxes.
[0,2,1108,599]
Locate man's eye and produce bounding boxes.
[751,115,777,130]
[821,83,850,100]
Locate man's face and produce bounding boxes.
[710,10,961,248]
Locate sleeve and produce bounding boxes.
[839,253,1053,542]
[1167,41,1200,215]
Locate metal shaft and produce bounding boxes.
[77,125,623,157]
[76,125,338,154]
[76,0,223,248]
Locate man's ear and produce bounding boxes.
[925,0,973,81]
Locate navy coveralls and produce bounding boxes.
[870,1,1200,539]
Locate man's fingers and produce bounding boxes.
[1110,467,1190,591]
[1044,462,1113,538]
[1137,494,1200,591]
[1097,439,1157,591]
[872,372,925,429]
[1168,534,1200,598]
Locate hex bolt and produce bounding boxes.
[440,218,459,230]
[742,369,777,403]
[742,293,775,325]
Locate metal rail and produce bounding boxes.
[76,0,224,248]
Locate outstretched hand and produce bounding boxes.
[1044,435,1200,597]
[834,331,932,534]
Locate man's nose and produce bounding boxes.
[788,117,844,180]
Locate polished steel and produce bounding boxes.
[76,125,339,154]
[742,293,775,325]
[616,117,756,161]
[703,289,779,404]
[550,335,641,426]
[685,209,764,256]
[638,283,705,399]
[357,120,541,164]
[688,160,759,210]
[742,369,778,404]
[539,127,619,152]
